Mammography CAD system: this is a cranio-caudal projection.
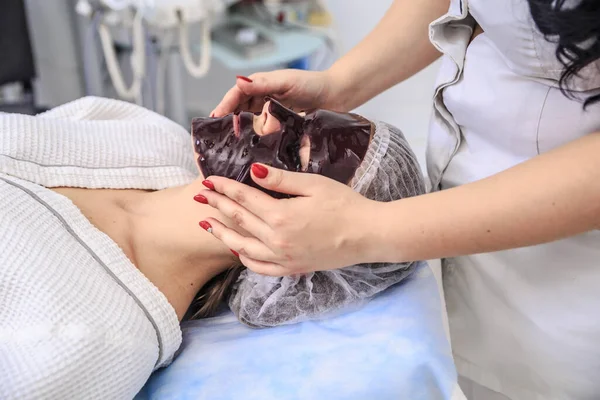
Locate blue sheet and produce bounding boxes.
[137,262,457,400]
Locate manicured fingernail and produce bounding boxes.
[193,194,208,204]
[236,75,253,83]
[202,180,215,190]
[210,112,215,118]
[276,11,285,24]
[251,163,269,179]
[199,220,213,233]
[230,249,239,257]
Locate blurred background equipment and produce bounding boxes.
[0,0,335,126]
[75,0,227,103]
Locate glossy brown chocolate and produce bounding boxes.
[302,109,371,185]
[192,99,371,198]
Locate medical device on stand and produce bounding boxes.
[75,0,228,124]
[237,0,338,70]
[74,0,334,126]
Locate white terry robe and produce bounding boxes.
[0,97,198,399]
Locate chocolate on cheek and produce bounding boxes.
[191,99,372,198]
[303,110,372,185]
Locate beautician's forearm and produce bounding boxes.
[326,0,448,112]
[367,133,600,263]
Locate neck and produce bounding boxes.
[125,179,236,320]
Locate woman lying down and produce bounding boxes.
[0,97,425,399]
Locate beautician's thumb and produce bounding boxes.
[238,72,293,99]
[251,164,318,197]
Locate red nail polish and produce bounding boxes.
[231,249,239,257]
[210,112,215,118]
[251,163,268,179]
[199,221,213,233]
[236,75,253,83]
[202,180,215,190]
[193,194,208,204]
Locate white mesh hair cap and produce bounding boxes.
[228,121,426,327]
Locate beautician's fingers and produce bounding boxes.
[212,74,277,117]
[211,69,331,117]
[211,85,253,118]
[237,256,290,277]
[199,217,281,263]
[234,96,270,116]
[250,163,333,197]
[203,175,279,218]
[197,189,272,243]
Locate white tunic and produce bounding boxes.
[427,1,600,399]
[0,97,196,399]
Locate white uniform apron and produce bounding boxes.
[427,1,600,399]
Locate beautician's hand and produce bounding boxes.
[211,69,344,117]
[198,164,378,276]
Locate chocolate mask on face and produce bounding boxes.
[191,99,372,198]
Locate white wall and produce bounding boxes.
[324,0,440,169]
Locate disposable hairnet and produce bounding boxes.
[228,121,426,327]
